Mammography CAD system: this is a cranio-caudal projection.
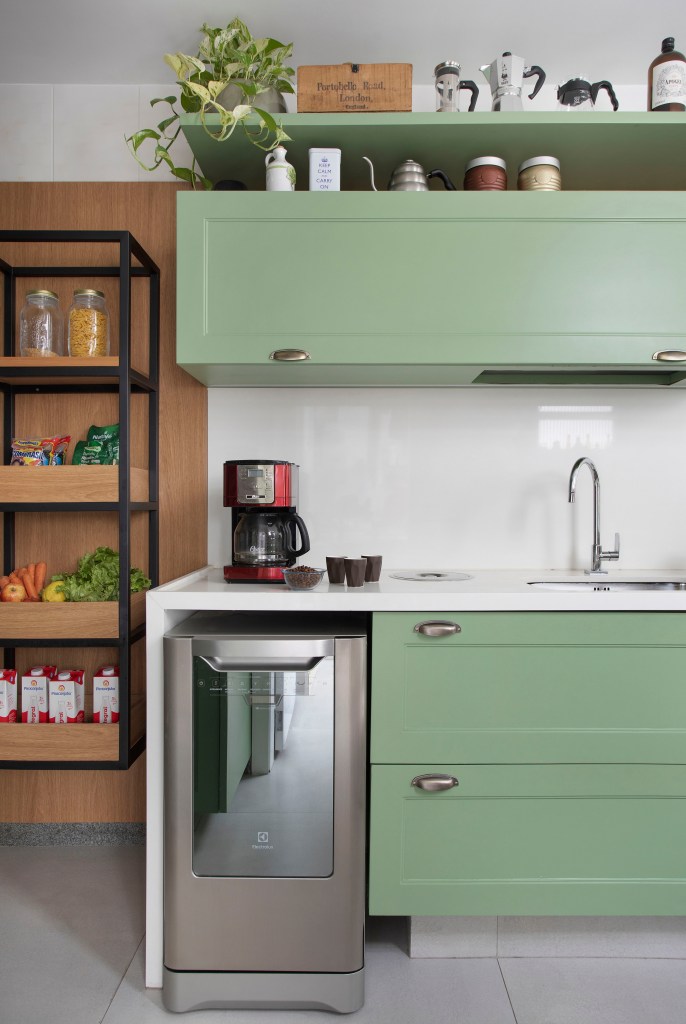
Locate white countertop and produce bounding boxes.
[148,566,686,612]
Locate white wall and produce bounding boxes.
[208,387,686,573]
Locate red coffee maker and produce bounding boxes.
[223,460,311,583]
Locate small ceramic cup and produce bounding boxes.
[361,555,382,582]
[344,557,367,588]
[326,556,347,585]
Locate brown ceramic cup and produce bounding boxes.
[325,556,347,585]
[361,555,382,582]
[344,557,367,588]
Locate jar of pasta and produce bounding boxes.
[19,290,64,357]
[68,289,110,357]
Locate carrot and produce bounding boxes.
[34,561,47,594]
[0,575,9,590]
[19,570,38,602]
[8,572,21,586]
[27,563,36,587]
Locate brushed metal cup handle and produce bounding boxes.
[414,620,461,637]
[652,350,686,362]
[269,349,311,362]
[411,774,459,792]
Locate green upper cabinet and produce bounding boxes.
[176,113,686,387]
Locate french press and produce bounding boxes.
[434,61,479,112]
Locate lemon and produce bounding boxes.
[42,580,67,602]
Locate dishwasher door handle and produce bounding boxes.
[411,773,459,792]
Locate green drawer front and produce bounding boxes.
[371,613,686,764]
[369,764,686,917]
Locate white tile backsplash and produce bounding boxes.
[136,85,195,183]
[53,84,139,181]
[0,84,53,181]
[207,387,686,572]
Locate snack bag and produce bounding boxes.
[11,436,70,466]
[0,669,18,723]
[72,424,119,465]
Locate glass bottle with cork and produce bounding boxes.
[648,37,686,111]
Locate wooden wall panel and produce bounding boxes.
[0,183,207,822]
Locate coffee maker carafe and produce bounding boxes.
[480,51,546,111]
[223,460,310,583]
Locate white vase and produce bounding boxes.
[265,146,296,192]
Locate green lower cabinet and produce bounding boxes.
[369,764,686,916]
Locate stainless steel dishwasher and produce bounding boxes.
[162,611,367,1013]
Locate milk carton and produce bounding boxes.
[93,665,119,724]
[49,670,85,724]
[21,665,55,723]
[0,669,18,723]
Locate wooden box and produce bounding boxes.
[297,63,412,112]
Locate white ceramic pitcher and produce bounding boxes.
[265,145,295,191]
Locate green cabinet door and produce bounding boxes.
[371,612,686,764]
[369,764,686,916]
[177,191,686,387]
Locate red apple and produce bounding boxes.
[1,583,26,602]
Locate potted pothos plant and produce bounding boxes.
[127,18,295,189]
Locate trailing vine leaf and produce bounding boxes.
[126,17,295,189]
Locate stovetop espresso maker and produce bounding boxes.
[480,51,546,111]
[223,460,310,583]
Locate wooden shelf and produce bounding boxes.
[180,110,686,191]
[0,590,146,639]
[0,356,119,386]
[0,723,119,761]
[0,465,149,503]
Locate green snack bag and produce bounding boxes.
[86,423,120,465]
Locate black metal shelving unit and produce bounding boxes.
[0,230,159,769]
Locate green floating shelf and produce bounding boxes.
[180,110,686,191]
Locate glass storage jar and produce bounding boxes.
[19,289,64,357]
[68,289,110,357]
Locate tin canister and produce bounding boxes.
[517,156,562,191]
[309,148,341,191]
[464,156,507,191]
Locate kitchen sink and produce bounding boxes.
[528,580,686,591]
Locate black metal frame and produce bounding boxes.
[0,231,160,770]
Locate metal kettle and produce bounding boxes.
[480,51,546,111]
[363,157,456,191]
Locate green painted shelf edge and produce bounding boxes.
[179,110,686,190]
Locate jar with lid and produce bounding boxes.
[19,290,64,357]
[464,157,508,191]
[68,289,110,357]
[517,156,562,191]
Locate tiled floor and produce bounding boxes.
[2,846,686,1024]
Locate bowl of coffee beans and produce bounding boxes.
[282,566,326,590]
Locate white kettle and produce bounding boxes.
[480,52,546,111]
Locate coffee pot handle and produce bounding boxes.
[427,169,457,191]
[591,80,619,111]
[286,513,311,558]
[523,65,546,100]
[459,80,479,111]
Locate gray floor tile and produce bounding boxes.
[0,846,145,1024]
[500,956,686,1024]
[104,918,516,1024]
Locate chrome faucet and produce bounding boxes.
[568,457,620,575]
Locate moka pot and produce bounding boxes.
[480,52,546,111]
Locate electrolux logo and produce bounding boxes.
[252,830,274,851]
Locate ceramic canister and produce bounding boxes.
[463,156,507,191]
[517,156,562,191]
